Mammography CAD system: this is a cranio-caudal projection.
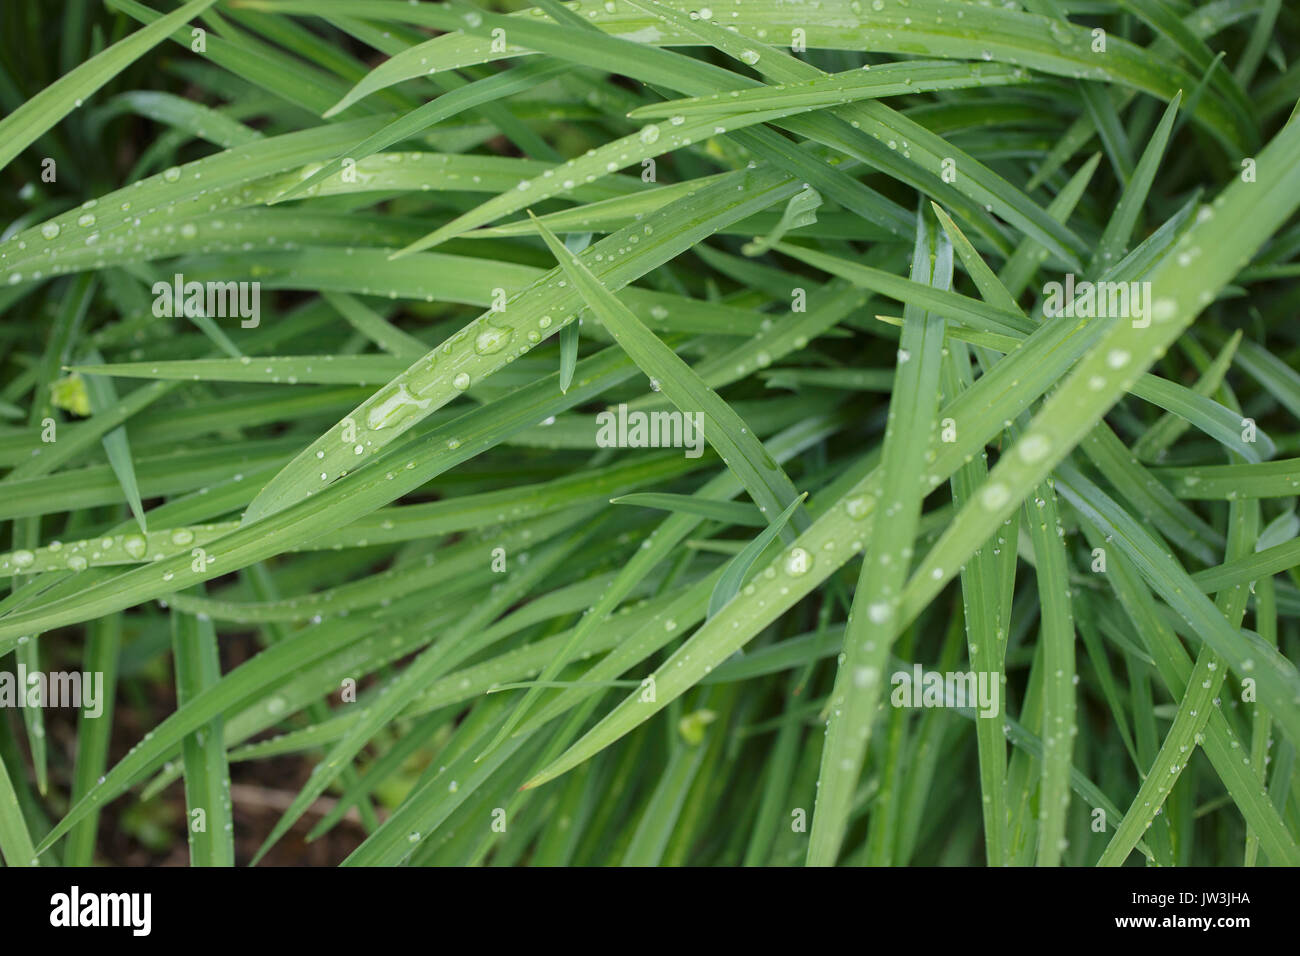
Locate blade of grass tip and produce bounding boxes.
[999,152,1103,300]
[931,203,1020,314]
[1078,81,1135,187]
[708,494,807,619]
[558,233,592,393]
[743,187,822,257]
[528,212,810,540]
[171,596,235,866]
[1089,92,1182,273]
[1115,0,1255,141]
[177,305,244,359]
[807,209,951,866]
[321,291,426,360]
[83,353,148,534]
[773,241,1031,338]
[1169,52,1226,146]
[1132,330,1240,462]
[0,0,218,171]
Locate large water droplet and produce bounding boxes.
[473,321,512,355]
[366,384,431,429]
[867,601,892,623]
[785,547,812,576]
[845,495,871,519]
[1017,434,1051,464]
[981,483,1011,510]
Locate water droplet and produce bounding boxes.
[981,483,1011,510]
[854,667,878,687]
[473,321,512,355]
[1017,433,1051,464]
[784,547,812,576]
[366,383,431,429]
[40,223,59,240]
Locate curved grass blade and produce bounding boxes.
[709,494,806,619]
